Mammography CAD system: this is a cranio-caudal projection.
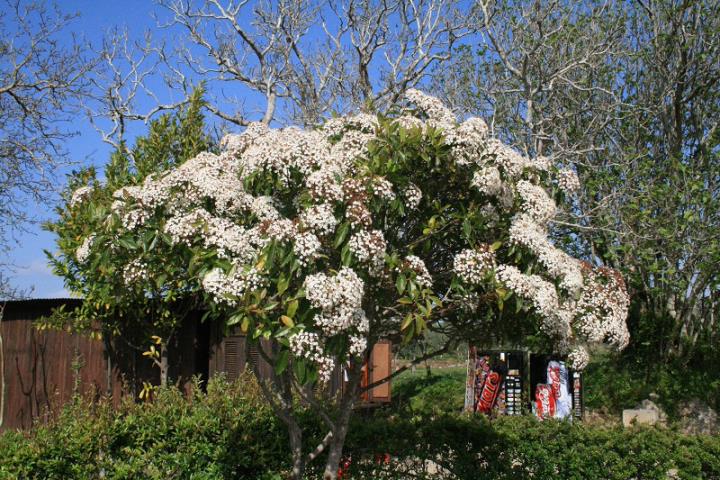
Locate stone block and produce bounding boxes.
[622,408,658,427]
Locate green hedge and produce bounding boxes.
[2,375,719,480]
[342,414,720,480]
[0,374,287,480]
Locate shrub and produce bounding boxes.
[342,414,720,479]
[0,374,289,480]
[584,353,720,417]
[2,374,720,480]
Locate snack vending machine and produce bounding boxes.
[465,348,525,416]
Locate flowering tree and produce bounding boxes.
[53,90,629,479]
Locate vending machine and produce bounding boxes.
[465,348,584,419]
[464,348,525,416]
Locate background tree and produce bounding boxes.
[45,87,212,388]
[437,0,720,366]
[0,0,93,297]
[88,0,475,152]
[51,90,629,479]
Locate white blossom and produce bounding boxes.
[402,255,433,289]
[372,177,395,201]
[453,247,495,284]
[289,331,335,383]
[348,229,386,274]
[70,185,93,206]
[293,232,322,267]
[123,259,149,285]
[402,183,422,210]
[201,265,265,306]
[75,235,95,263]
[304,267,366,336]
[472,166,502,196]
[567,346,590,371]
[300,203,337,236]
[558,168,580,195]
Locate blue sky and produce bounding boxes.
[5,0,465,297]
[8,1,181,297]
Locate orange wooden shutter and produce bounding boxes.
[369,340,392,402]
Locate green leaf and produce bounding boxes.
[396,274,407,295]
[275,350,289,375]
[280,315,295,327]
[401,314,414,331]
[277,275,289,295]
[228,313,244,327]
[334,222,350,248]
[286,299,299,318]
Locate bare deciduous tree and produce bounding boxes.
[0,0,93,297]
[90,0,474,150]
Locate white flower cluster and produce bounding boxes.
[323,113,378,137]
[76,235,95,263]
[557,168,580,195]
[372,177,395,201]
[164,209,211,247]
[264,218,297,241]
[446,117,489,166]
[495,264,572,338]
[293,232,322,267]
[70,185,93,206]
[472,166,502,196]
[574,265,630,349]
[567,346,590,371]
[239,126,329,184]
[202,266,266,306]
[123,259,149,285]
[453,247,496,285]
[405,89,456,127]
[516,180,556,223]
[304,267,367,336]
[481,139,531,178]
[204,218,261,262]
[289,331,335,383]
[299,203,337,236]
[121,208,149,231]
[348,229,386,274]
[508,215,583,294]
[348,334,368,357]
[403,183,422,210]
[402,255,433,289]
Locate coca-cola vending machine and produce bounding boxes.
[530,354,584,421]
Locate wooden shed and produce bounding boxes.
[0,299,393,431]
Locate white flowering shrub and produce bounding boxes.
[53,89,629,386]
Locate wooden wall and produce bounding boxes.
[1,299,394,431]
[0,299,115,430]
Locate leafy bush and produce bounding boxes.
[343,414,720,480]
[0,374,288,480]
[391,367,466,415]
[2,373,720,480]
[584,353,720,417]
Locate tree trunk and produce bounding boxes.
[322,362,363,480]
[288,419,305,480]
[0,319,4,429]
[159,343,169,387]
